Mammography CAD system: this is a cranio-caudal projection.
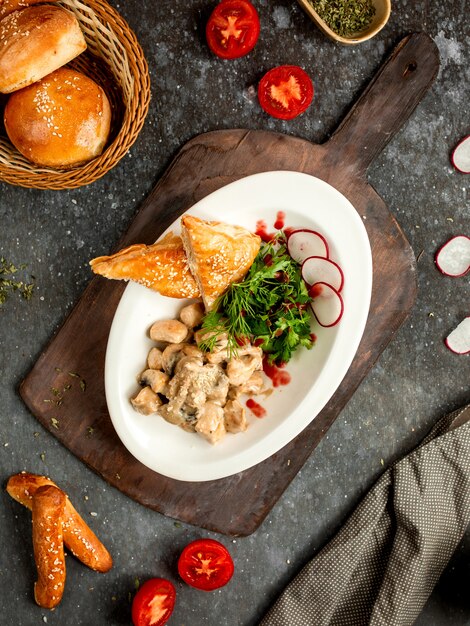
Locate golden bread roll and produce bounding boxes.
[0,0,58,20]
[0,5,86,93]
[181,215,261,310]
[4,67,112,168]
[90,233,201,299]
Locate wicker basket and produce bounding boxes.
[0,0,151,190]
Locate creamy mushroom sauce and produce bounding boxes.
[131,302,267,444]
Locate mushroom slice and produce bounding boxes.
[161,343,187,375]
[175,355,204,375]
[147,347,163,370]
[195,402,226,444]
[138,369,169,394]
[131,387,162,415]
[224,399,247,433]
[150,319,188,344]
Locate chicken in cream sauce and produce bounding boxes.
[131,302,267,444]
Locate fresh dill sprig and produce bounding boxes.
[199,236,314,365]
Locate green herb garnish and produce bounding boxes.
[199,236,314,365]
[309,0,375,37]
[0,257,34,305]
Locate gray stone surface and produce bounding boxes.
[0,0,469,625]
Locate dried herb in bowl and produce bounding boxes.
[308,0,376,37]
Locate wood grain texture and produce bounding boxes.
[20,33,439,536]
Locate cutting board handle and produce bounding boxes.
[326,32,439,177]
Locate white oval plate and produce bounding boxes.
[105,171,372,482]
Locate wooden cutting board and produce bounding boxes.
[20,33,439,536]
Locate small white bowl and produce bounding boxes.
[296,0,391,45]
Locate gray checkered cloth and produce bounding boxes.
[260,405,470,626]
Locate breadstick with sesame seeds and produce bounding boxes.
[6,472,113,573]
[90,232,201,300]
[31,485,66,609]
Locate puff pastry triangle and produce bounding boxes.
[89,233,200,299]
[181,215,261,310]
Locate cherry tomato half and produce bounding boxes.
[258,65,314,120]
[131,578,176,626]
[178,538,234,591]
[206,0,260,60]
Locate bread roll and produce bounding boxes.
[4,67,112,168]
[0,0,58,20]
[0,5,86,93]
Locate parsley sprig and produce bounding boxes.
[199,236,314,364]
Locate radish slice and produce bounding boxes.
[302,256,344,292]
[309,282,344,327]
[451,135,470,174]
[287,229,329,264]
[435,235,470,277]
[445,317,470,354]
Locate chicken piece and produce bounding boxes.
[194,329,229,352]
[205,347,230,365]
[179,302,204,328]
[183,363,227,412]
[226,346,263,386]
[182,344,204,359]
[161,360,229,430]
[158,404,193,430]
[238,371,265,395]
[131,387,161,415]
[195,402,226,444]
[206,372,230,405]
[224,399,247,433]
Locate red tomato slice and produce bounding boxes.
[178,538,234,591]
[131,578,176,626]
[206,0,260,59]
[258,65,314,120]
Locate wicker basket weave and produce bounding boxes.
[0,0,151,190]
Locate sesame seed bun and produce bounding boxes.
[4,67,112,168]
[0,5,86,94]
[0,0,59,21]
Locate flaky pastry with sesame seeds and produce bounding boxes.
[90,232,201,299]
[181,215,261,310]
